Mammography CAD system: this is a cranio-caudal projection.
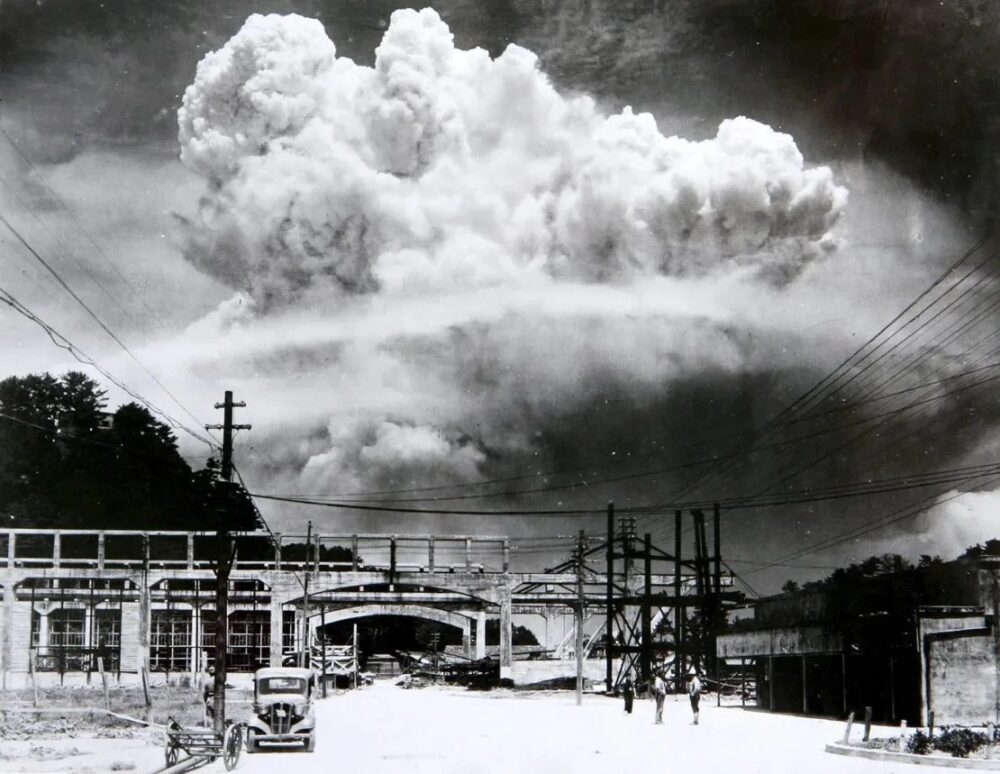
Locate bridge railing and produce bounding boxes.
[0,529,511,574]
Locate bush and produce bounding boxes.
[906,730,933,755]
[934,727,990,758]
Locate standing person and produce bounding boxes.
[688,669,702,725]
[201,665,216,721]
[653,670,667,724]
[622,677,635,715]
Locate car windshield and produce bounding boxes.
[259,677,307,695]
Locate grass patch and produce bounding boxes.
[0,684,252,739]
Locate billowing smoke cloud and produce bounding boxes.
[174,9,853,509]
[178,9,845,308]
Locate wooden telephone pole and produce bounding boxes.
[205,390,251,733]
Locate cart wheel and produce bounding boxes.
[164,743,179,767]
[223,724,242,770]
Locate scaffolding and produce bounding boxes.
[603,504,744,693]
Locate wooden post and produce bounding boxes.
[641,532,652,686]
[320,606,327,699]
[186,533,194,570]
[301,523,312,669]
[768,655,774,711]
[29,653,38,708]
[843,711,855,743]
[52,532,61,569]
[675,510,683,689]
[605,502,614,693]
[863,706,873,741]
[575,530,585,707]
[141,665,152,722]
[842,652,848,715]
[801,655,808,714]
[97,532,105,571]
[98,657,110,710]
[717,656,722,707]
[712,503,721,595]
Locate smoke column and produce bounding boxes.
[176,9,848,512]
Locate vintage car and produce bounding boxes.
[245,667,316,753]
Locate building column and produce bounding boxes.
[462,618,471,660]
[191,605,202,679]
[269,600,284,667]
[476,611,486,660]
[37,608,50,648]
[499,587,513,681]
[1,585,11,684]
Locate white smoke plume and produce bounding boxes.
[179,9,845,306]
[175,9,849,503]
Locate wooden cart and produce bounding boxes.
[163,717,243,770]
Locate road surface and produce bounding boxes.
[207,681,930,773]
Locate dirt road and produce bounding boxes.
[203,681,927,774]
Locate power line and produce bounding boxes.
[0,284,216,448]
[249,492,610,517]
[650,234,994,507]
[0,211,215,446]
[0,124,173,335]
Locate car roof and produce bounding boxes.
[255,667,312,680]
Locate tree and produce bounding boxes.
[962,539,1000,559]
[485,620,540,646]
[780,580,800,594]
[0,370,260,532]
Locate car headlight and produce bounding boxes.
[294,702,306,716]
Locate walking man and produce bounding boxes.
[622,677,635,715]
[653,670,667,724]
[688,669,702,725]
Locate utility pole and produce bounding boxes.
[300,521,312,669]
[205,390,250,734]
[605,502,614,693]
[575,530,585,707]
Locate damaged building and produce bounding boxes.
[717,556,1000,726]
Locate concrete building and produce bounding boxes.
[717,557,1000,726]
[0,528,631,689]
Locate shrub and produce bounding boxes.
[933,727,990,758]
[907,730,932,755]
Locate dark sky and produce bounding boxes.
[3,0,997,208]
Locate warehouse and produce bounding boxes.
[717,556,1000,726]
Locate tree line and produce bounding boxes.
[0,370,259,532]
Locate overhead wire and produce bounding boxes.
[0,124,173,335]
[0,284,217,448]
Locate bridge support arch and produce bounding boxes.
[308,604,477,660]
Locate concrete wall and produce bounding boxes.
[717,625,841,658]
[511,659,608,687]
[917,612,994,726]
[924,626,995,726]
